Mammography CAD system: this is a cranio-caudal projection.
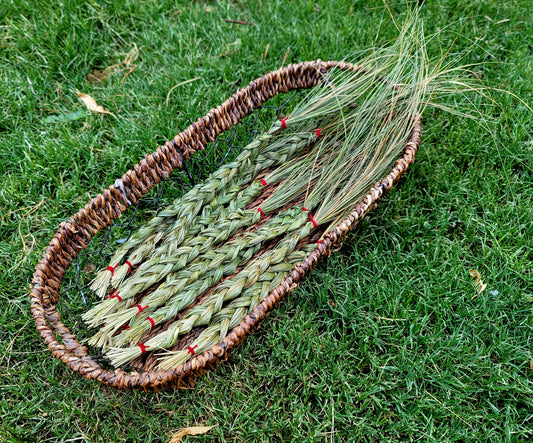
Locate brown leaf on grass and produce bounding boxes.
[76,90,114,116]
[169,425,216,443]
[86,44,139,84]
[469,269,487,299]
[87,69,107,83]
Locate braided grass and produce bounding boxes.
[106,243,316,367]
[83,128,326,328]
[114,129,322,273]
[86,206,310,344]
[90,125,307,294]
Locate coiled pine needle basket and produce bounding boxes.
[30,61,421,390]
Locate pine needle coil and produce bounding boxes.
[29,61,422,390]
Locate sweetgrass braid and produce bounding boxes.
[89,127,322,298]
[87,237,262,348]
[105,212,312,347]
[85,206,310,340]
[155,266,298,369]
[106,239,317,367]
[83,130,322,325]
[114,130,322,275]
[83,222,263,332]
[128,270,287,352]
[89,140,267,297]
[104,211,312,348]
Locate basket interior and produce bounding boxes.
[31,61,421,389]
[56,89,309,373]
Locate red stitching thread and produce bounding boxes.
[136,304,149,315]
[137,342,149,354]
[259,179,267,187]
[317,240,323,244]
[278,115,288,129]
[125,260,134,272]
[187,345,198,355]
[302,207,318,228]
[108,291,122,302]
[120,324,131,330]
[257,207,265,217]
[308,214,318,229]
[316,128,322,138]
[147,317,155,328]
[106,263,118,275]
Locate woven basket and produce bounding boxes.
[30,60,422,390]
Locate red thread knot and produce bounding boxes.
[137,342,149,354]
[147,317,155,328]
[108,292,122,302]
[316,128,322,138]
[125,260,134,271]
[278,115,288,129]
[302,207,318,228]
[308,214,318,229]
[121,324,131,330]
[259,179,267,187]
[106,263,118,275]
[187,345,198,355]
[317,240,323,244]
[257,207,265,217]
[136,304,149,315]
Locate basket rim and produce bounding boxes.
[29,60,422,390]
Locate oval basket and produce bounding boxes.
[30,60,422,390]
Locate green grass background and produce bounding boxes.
[1,0,532,441]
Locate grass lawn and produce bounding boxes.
[1,0,532,441]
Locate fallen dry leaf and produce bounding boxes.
[76,90,114,116]
[469,269,487,299]
[169,425,216,443]
[87,44,139,84]
[87,68,107,83]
